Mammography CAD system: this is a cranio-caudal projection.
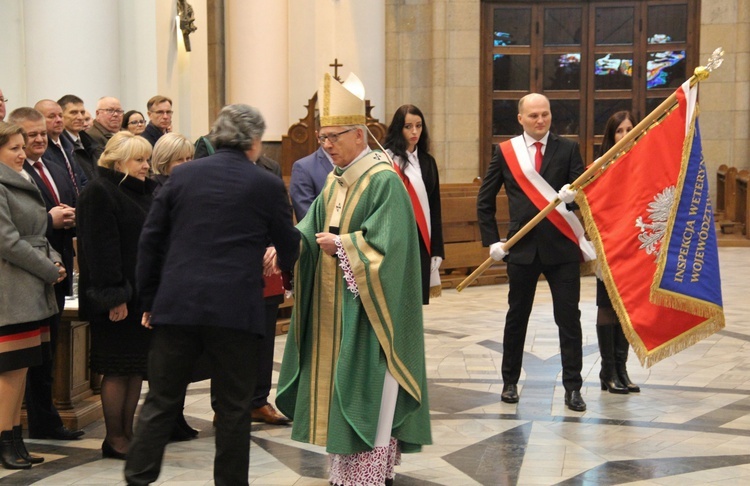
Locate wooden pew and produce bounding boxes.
[714,164,737,222]
[737,170,749,237]
[439,184,510,288]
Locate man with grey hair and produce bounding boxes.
[125,104,300,486]
[85,96,123,148]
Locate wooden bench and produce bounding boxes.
[717,165,738,232]
[439,185,510,289]
[736,170,749,237]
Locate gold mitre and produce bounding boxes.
[318,72,366,127]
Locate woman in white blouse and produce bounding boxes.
[384,105,444,304]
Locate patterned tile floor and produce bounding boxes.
[2,247,749,485]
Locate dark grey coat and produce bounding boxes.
[0,163,61,326]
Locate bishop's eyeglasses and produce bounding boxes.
[317,127,355,144]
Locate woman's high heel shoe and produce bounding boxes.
[101,440,127,460]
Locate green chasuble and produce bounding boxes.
[277,150,432,455]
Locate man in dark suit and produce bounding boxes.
[477,93,589,412]
[194,139,293,426]
[140,95,173,146]
[125,104,300,486]
[58,94,100,182]
[8,107,84,439]
[35,100,87,195]
[289,144,333,221]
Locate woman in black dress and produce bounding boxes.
[384,105,444,304]
[597,110,640,394]
[77,131,156,458]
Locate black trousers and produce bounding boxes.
[125,325,261,486]
[251,299,282,409]
[24,285,65,435]
[502,257,583,391]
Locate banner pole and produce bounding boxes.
[456,49,723,293]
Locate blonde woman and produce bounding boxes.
[151,133,194,197]
[76,131,156,459]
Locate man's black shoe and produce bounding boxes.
[564,390,586,412]
[30,426,84,440]
[501,384,519,403]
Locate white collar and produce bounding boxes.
[523,131,550,148]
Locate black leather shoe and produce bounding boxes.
[36,426,84,440]
[564,390,586,412]
[501,384,519,403]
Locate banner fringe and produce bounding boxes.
[430,285,442,299]
[650,290,723,319]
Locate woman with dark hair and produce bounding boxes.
[596,110,640,394]
[384,104,444,304]
[0,122,65,469]
[76,131,156,459]
[122,110,146,136]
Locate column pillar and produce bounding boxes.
[225,0,289,140]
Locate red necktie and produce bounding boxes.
[33,161,60,206]
[533,141,543,172]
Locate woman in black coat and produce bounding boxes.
[384,105,444,304]
[76,131,156,459]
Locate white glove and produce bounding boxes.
[430,256,443,273]
[489,242,508,261]
[557,183,577,204]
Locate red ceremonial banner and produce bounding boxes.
[578,87,722,367]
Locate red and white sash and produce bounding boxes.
[501,136,596,262]
[391,162,431,255]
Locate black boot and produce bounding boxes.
[596,324,628,394]
[1,430,31,470]
[12,425,43,464]
[614,324,640,392]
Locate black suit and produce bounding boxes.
[125,148,300,486]
[43,135,87,197]
[60,130,99,183]
[477,133,585,391]
[22,158,77,436]
[140,122,165,147]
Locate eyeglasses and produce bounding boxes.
[317,128,356,144]
[101,108,125,116]
[0,98,7,104]
[150,110,174,116]
[128,120,147,126]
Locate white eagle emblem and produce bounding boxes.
[635,186,675,261]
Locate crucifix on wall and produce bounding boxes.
[329,58,343,81]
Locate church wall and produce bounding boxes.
[386,0,750,190]
[699,0,750,187]
[0,0,210,142]
[386,0,481,184]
